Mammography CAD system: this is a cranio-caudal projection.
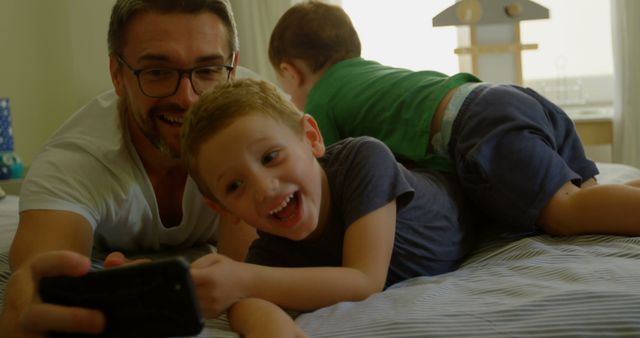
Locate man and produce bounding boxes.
[0,0,256,336]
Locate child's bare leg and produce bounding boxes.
[585,177,640,188]
[538,180,640,236]
[625,179,640,188]
[581,177,598,188]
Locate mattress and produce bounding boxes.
[1,162,640,337]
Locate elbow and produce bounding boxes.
[353,284,384,302]
[350,272,386,301]
[358,286,383,300]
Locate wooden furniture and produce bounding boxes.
[568,109,614,146]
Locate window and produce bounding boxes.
[521,0,612,80]
[521,0,613,107]
[340,0,458,74]
[341,0,614,106]
[341,0,615,161]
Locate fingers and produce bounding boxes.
[190,254,222,318]
[190,255,223,287]
[189,270,220,318]
[103,251,151,268]
[191,253,223,269]
[196,293,223,319]
[30,251,91,281]
[190,267,213,288]
[22,303,105,334]
[16,251,105,336]
[103,251,127,268]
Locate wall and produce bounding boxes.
[0,0,114,167]
[0,0,290,167]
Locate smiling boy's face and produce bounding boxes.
[198,113,329,241]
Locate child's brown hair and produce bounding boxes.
[269,1,361,73]
[182,79,304,199]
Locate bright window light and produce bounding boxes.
[341,0,613,82]
[520,0,613,80]
[340,0,458,75]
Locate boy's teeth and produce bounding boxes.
[270,193,295,215]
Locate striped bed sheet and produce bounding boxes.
[295,234,640,337]
[1,162,640,337]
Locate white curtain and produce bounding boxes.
[611,0,640,167]
[229,0,300,84]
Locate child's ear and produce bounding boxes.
[204,198,241,224]
[302,114,325,158]
[279,62,304,87]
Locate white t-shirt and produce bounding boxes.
[20,90,218,258]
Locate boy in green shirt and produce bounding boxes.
[268,1,640,239]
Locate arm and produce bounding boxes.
[0,210,96,337]
[191,201,396,316]
[251,200,396,309]
[215,216,257,261]
[10,210,94,270]
[228,298,308,338]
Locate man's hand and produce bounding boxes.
[190,253,249,318]
[0,251,105,337]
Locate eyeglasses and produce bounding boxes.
[117,54,235,98]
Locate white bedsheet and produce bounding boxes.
[295,234,640,337]
[1,162,640,337]
[0,195,18,254]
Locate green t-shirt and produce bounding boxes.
[305,57,480,172]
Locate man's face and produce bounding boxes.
[110,11,236,159]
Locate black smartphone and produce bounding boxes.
[39,257,204,338]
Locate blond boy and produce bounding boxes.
[183,78,476,336]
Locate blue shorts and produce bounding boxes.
[449,84,599,233]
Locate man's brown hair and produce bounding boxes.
[108,0,239,57]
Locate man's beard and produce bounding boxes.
[119,97,182,160]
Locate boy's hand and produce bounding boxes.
[103,251,151,268]
[0,251,105,338]
[229,298,309,338]
[190,253,249,318]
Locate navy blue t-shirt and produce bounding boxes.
[246,137,476,287]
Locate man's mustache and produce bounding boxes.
[150,104,188,115]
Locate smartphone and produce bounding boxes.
[39,257,204,338]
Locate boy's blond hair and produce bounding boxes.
[182,78,304,199]
[269,1,361,73]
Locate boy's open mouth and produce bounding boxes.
[270,191,300,221]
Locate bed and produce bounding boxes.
[1,162,640,337]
